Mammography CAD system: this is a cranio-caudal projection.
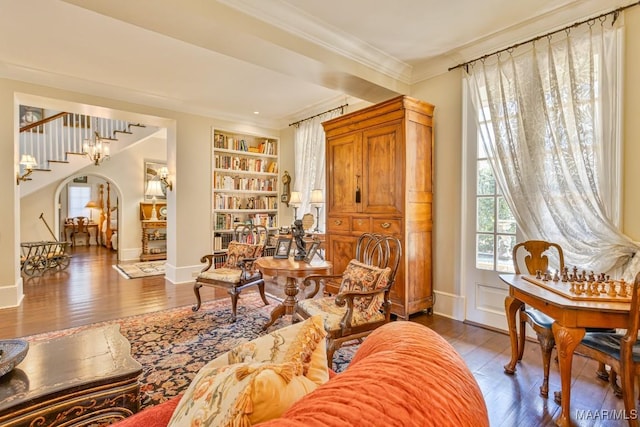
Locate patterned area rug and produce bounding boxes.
[113,261,165,279]
[26,292,355,410]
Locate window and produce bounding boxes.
[68,184,91,218]
[475,132,517,273]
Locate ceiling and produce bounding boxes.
[0,0,632,128]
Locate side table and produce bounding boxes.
[255,256,332,330]
[0,324,142,427]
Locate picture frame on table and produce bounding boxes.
[304,241,321,263]
[274,237,292,259]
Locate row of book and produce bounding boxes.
[214,175,276,192]
[214,213,278,231]
[213,133,278,155]
[214,195,278,210]
[215,155,277,174]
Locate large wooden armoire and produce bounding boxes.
[322,95,434,319]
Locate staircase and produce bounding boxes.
[19,112,159,196]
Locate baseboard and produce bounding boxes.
[0,278,24,309]
[432,290,465,321]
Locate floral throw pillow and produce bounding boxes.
[228,315,329,386]
[338,259,391,323]
[223,241,262,270]
[167,360,317,427]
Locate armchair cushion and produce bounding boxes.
[198,267,261,283]
[338,260,391,323]
[223,241,263,270]
[297,297,385,331]
[197,268,244,283]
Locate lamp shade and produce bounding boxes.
[85,200,100,209]
[145,180,164,197]
[289,191,302,205]
[158,166,169,178]
[310,189,323,204]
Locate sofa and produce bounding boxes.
[113,320,489,427]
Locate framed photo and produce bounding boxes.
[274,237,292,259]
[144,160,167,200]
[63,113,90,128]
[304,241,321,263]
[73,175,88,183]
[19,105,44,131]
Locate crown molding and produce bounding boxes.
[219,0,412,85]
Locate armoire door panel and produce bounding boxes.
[327,133,362,214]
[361,123,403,215]
[327,234,358,275]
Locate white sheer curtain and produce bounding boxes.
[293,109,342,231]
[466,17,640,279]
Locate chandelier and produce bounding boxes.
[83,131,110,165]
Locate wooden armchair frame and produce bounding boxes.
[293,233,402,366]
[192,224,269,321]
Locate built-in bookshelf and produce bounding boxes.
[212,129,279,251]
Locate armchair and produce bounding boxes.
[293,233,402,366]
[192,224,269,322]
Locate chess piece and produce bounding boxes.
[618,280,627,297]
[607,280,617,297]
[536,270,542,280]
[561,267,569,283]
[553,270,560,282]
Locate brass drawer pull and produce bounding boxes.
[334,219,343,225]
[380,222,391,229]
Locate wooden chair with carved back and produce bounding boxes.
[192,223,269,322]
[71,216,90,247]
[513,240,612,398]
[574,272,640,427]
[513,240,564,398]
[293,233,402,367]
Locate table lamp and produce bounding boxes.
[289,191,302,219]
[310,189,323,233]
[145,180,164,220]
[84,200,100,223]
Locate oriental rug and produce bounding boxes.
[26,292,355,411]
[113,260,165,279]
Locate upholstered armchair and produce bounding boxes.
[293,233,402,366]
[193,224,269,321]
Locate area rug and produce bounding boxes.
[26,292,355,411]
[113,260,165,279]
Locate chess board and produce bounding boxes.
[522,274,632,302]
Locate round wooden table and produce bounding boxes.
[254,256,332,330]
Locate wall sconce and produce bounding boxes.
[158,166,173,191]
[16,154,38,185]
[310,189,324,233]
[289,191,302,219]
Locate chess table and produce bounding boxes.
[0,324,142,427]
[501,274,632,427]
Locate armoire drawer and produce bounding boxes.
[372,218,401,234]
[326,216,351,232]
[352,217,371,233]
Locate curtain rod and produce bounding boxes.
[448,1,640,72]
[288,103,348,127]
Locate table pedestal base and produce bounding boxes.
[263,277,299,330]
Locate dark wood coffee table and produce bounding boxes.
[0,324,142,427]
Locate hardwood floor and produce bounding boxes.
[1,245,627,426]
